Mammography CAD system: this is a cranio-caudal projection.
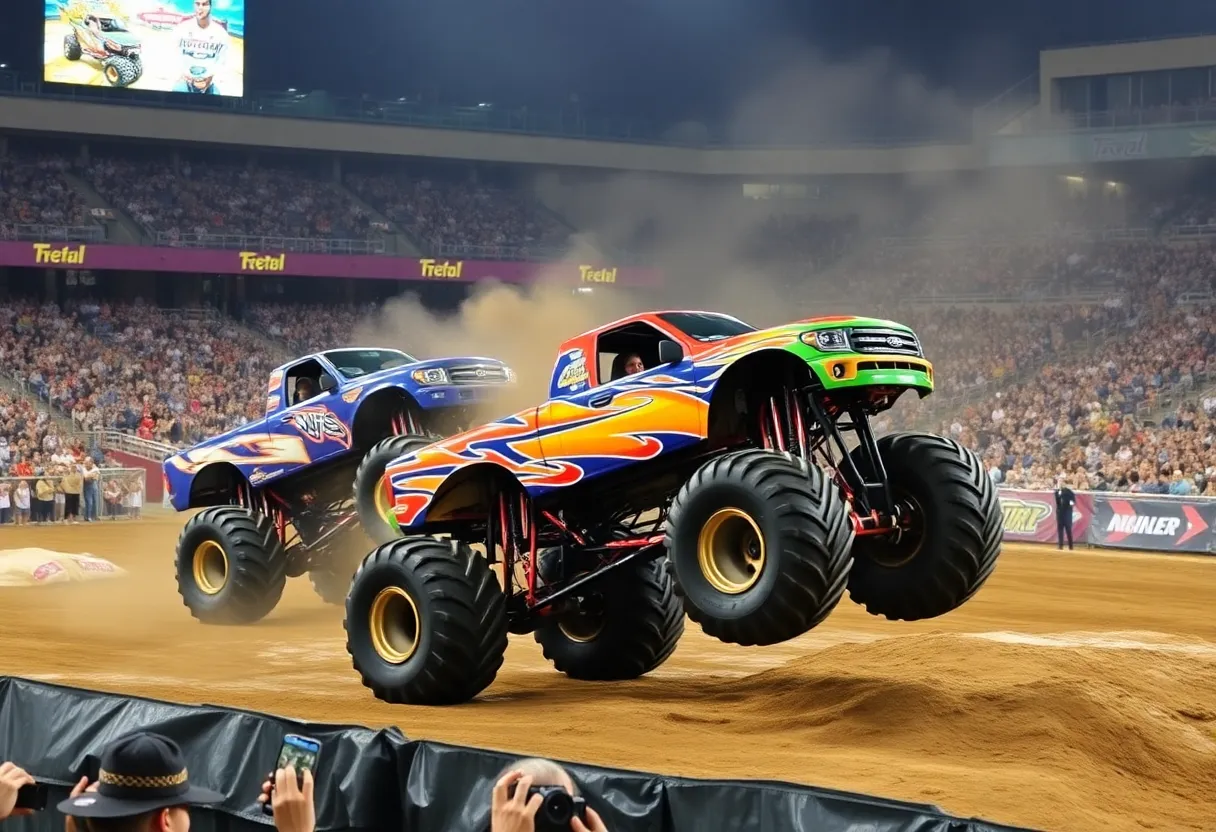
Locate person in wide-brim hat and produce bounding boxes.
[58,730,223,823]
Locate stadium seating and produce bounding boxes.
[3,151,1216,495]
[0,152,97,241]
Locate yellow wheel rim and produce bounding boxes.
[192,540,228,596]
[697,507,766,594]
[368,586,420,664]
[374,477,392,524]
[558,613,604,643]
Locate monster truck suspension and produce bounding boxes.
[754,386,908,540]
[482,487,667,630]
[232,481,359,572]
[390,409,421,436]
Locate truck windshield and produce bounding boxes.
[323,349,415,377]
[657,312,757,342]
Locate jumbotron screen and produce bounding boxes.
[43,0,245,97]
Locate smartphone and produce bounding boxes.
[14,782,48,811]
[261,734,321,816]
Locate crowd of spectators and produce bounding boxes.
[881,243,1216,490]
[345,170,571,258]
[0,301,273,450]
[0,153,94,239]
[80,157,375,245]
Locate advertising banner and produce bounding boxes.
[1088,131,1148,162]
[997,488,1092,544]
[1087,495,1216,554]
[0,242,661,287]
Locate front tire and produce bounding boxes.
[353,434,431,545]
[534,556,683,681]
[847,432,1003,621]
[174,506,287,625]
[102,55,140,87]
[344,537,508,705]
[664,449,854,646]
[64,33,82,61]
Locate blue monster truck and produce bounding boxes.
[163,346,514,625]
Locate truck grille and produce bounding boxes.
[848,328,922,356]
[448,364,510,384]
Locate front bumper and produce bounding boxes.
[809,355,935,395]
[415,382,513,408]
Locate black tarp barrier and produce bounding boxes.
[0,676,1038,832]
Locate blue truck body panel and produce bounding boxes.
[163,347,513,510]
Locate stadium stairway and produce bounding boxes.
[336,185,421,256]
[1135,372,1216,426]
[0,376,80,439]
[60,170,142,244]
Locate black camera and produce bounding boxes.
[528,785,587,831]
[15,782,48,811]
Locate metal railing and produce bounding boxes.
[1169,224,1216,239]
[153,232,387,255]
[0,467,147,523]
[74,430,179,461]
[1177,291,1216,305]
[434,241,569,262]
[877,226,1153,248]
[1050,104,1216,130]
[1132,368,1214,421]
[0,223,105,242]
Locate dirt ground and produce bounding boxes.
[2,509,1214,832]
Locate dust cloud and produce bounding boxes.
[351,40,1129,405]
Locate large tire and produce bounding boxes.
[308,525,374,605]
[64,33,82,61]
[344,536,508,705]
[102,56,140,87]
[664,449,854,646]
[534,556,683,681]
[353,434,431,545]
[847,432,1002,621]
[174,506,288,625]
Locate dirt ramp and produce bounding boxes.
[664,631,1216,831]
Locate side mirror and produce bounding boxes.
[318,373,337,393]
[658,339,684,365]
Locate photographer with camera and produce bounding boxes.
[491,758,608,832]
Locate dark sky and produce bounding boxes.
[9,0,1216,124]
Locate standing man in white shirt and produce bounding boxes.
[172,0,232,95]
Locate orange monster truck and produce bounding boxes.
[343,310,1003,705]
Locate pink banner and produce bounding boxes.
[0,242,660,287]
[998,488,1092,544]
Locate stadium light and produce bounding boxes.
[0,64,7,69]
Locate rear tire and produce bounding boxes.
[534,556,683,681]
[174,506,287,625]
[353,434,431,545]
[664,449,854,646]
[847,432,1002,621]
[344,537,508,705]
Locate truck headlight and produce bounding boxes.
[802,329,850,351]
[411,368,448,385]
